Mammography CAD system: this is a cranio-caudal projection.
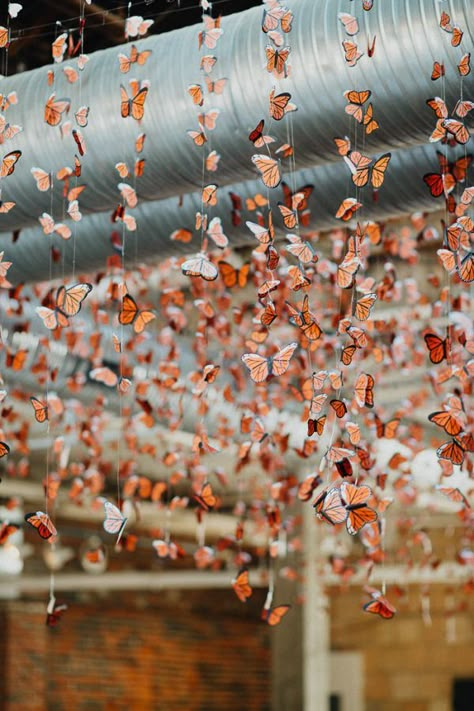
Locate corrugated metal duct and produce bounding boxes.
[0,142,455,283]
[0,0,471,233]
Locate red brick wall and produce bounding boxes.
[1,590,271,711]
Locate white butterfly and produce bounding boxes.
[8,3,23,19]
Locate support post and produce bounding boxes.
[303,504,330,711]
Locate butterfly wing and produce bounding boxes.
[436,439,465,465]
[118,293,138,326]
[251,154,281,189]
[232,569,253,602]
[241,353,269,383]
[120,85,130,118]
[371,153,391,189]
[270,342,298,377]
[355,292,377,321]
[264,604,291,626]
[133,310,156,334]
[1,150,21,178]
[320,487,348,525]
[429,411,463,436]
[424,333,447,364]
[30,396,49,423]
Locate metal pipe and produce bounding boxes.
[2,142,453,283]
[0,0,470,233]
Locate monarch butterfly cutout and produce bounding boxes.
[286,234,318,264]
[44,94,70,126]
[346,422,361,446]
[205,76,227,94]
[424,332,449,364]
[431,61,445,81]
[307,415,326,437]
[282,182,314,211]
[0,441,10,457]
[119,293,156,334]
[181,254,218,281]
[345,152,391,189]
[265,45,291,76]
[343,40,363,67]
[219,262,250,288]
[198,15,223,50]
[363,588,396,619]
[5,348,27,371]
[354,292,377,321]
[0,26,9,48]
[441,119,470,145]
[1,150,21,178]
[262,5,286,33]
[232,568,253,602]
[118,45,152,73]
[194,482,217,511]
[428,411,463,437]
[330,399,347,419]
[344,89,371,123]
[423,171,456,199]
[373,414,400,439]
[24,511,57,540]
[335,198,362,221]
[30,167,51,192]
[338,13,359,36]
[454,100,474,118]
[279,203,298,229]
[261,604,291,626]
[241,342,297,383]
[30,396,48,423]
[269,88,296,121]
[89,367,119,388]
[313,487,348,526]
[125,15,154,39]
[207,217,228,248]
[202,183,218,205]
[103,501,128,544]
[354,373,375,408]
[458,53,471,77]
[36,283,92,330]
[286,295,322,341]
[341,344,357,366]
[340,483,378,535]
[120,84,148,121]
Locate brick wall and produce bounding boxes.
[331,585,474,711]
[0,590,271,711]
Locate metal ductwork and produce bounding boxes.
[1,142,452,283]
[0,0,470,235]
